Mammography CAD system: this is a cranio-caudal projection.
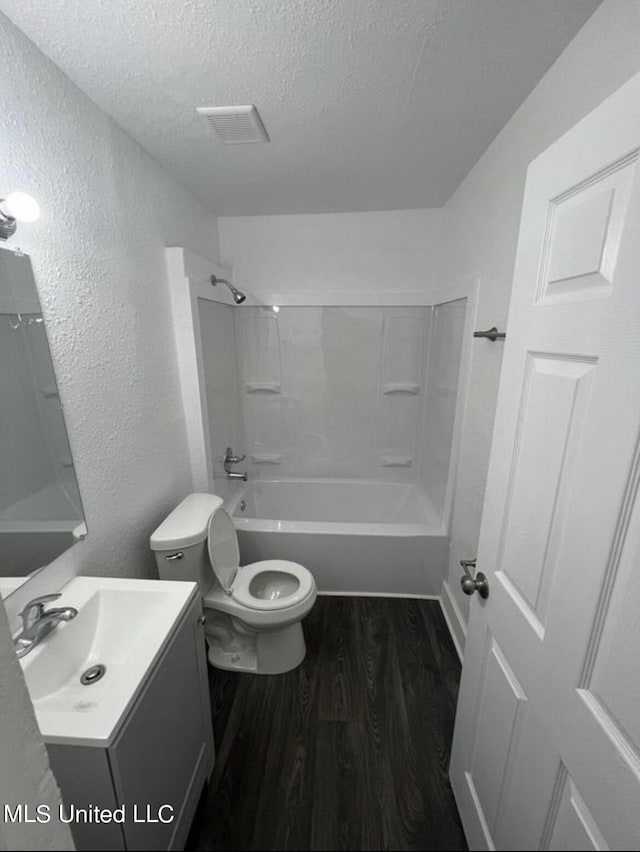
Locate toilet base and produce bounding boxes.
[206,617,307,675]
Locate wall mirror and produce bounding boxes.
[0,248,86,596]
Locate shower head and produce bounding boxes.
[210,274,246,304]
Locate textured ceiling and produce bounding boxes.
[0,0,599,215]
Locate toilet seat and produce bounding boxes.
[231,560,315,611]
[206,508,315,612]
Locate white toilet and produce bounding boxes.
[150,493,317,674]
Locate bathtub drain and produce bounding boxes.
[80,664,106,685]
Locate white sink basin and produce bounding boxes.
[19,576,196,746]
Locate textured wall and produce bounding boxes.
[437,0,640,653]
[0,603,73,850]
[218,210,442,303]
[0,14,218,844]
[0,12,219,630]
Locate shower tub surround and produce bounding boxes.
[227,479,447,596]
[235,306,431,483]
[225,305,463,596]
[168,250,467,597]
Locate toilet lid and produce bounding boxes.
[207,507,240,594]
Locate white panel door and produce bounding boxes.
[450,73,640,851]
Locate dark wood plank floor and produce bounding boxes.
[187,597,467,851]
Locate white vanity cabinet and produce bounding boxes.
[46,591,214,851]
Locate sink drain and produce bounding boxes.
[80,664,106,685]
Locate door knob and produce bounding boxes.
[460,558,489,599]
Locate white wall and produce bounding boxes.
[438,0,640,654]
[218,209,441,303]
[0,13,219,839]
[0,11,219,630]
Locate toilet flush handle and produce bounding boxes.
[165,551,184,561]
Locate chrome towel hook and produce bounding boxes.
[473,326,506,342]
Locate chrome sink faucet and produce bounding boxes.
[14,593,78,658]
[223,447,247,481]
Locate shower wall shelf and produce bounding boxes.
[244,382,282,393]
[380,455,413,467]
[250,452,283,464]
[381,382,420,395]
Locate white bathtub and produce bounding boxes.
[0,482,83,529]
[0,483,85,577]
[226,480,448,596]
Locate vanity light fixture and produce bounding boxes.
[0,192,41,240]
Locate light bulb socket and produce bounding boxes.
[0,202,17,241]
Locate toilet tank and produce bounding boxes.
[150,493,224,595]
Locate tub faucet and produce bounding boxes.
[14,593,78,658]
[224,447,247,481]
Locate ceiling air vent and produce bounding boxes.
[196,105,270,144]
